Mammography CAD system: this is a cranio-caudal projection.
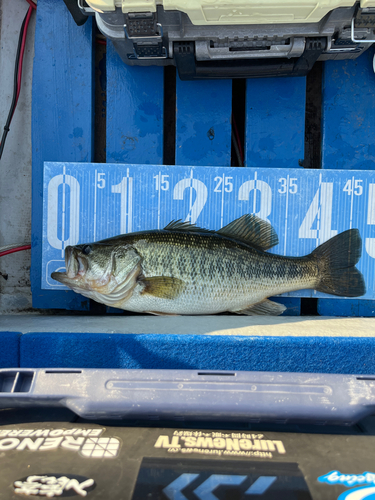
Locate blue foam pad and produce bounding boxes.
[0,332,20,368]
[20,333,375,374]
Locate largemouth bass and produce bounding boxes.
[51,214,366,316]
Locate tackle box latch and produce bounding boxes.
[351,6,375,42]
[124,12,167,60]
[294,37,327,73]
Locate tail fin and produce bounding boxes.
[312,229,366,297]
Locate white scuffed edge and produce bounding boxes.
[1,314,375,337]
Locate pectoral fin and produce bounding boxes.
[231,299,286,316]
[140,276,186,300]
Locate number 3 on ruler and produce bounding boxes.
[238,178,272,223]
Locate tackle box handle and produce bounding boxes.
[1,369,375,425]
[174,38,327,80]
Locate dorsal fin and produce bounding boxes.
[163,220,215,234]
[217,214,278,251]
[164,215,278,251]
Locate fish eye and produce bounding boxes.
[81,244,92,255]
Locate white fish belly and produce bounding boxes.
[119,276,313,315]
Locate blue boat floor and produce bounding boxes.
[2,314,375,372]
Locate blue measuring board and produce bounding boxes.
[176,79,232,166]
[31,0,94,311]
[319,46,375,316]
[322,47,375,171]
[106,41,164,164]
[42,162,375,301]
[245,76,306,314]
[246,77,306,169]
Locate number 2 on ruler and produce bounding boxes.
[173,172,208,224]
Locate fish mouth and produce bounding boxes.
[51,246,88,285]
[51,271,69,285]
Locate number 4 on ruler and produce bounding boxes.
[298,182,337,244]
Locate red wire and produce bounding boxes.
[25,0,37,10]
[1,3,34,255]
[0,0,36,153]
[11,4,34,120]
[96,39,107,45]
[15,6,33,108]
[232,115,244,164]
[0,245,31,258]
[0,2,35,257]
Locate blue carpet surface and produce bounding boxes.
[0,332,20,368]
[19,333,375,374]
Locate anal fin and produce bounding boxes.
[147,311,180,316]
[232,299,286,316]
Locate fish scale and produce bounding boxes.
[125,232,318,314]
[51,215,366,316]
